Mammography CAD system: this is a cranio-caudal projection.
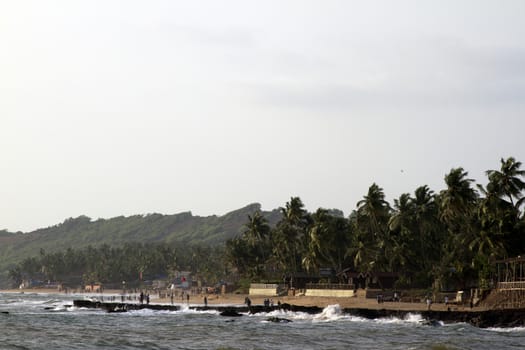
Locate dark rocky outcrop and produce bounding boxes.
[219,309,243,317]
[267,316,292,323]
[72,300,525,328]
[343,307,525,328]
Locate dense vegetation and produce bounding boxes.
[6,157,525,292]
[0,204,280,287]
[8,243,227,289]
[225,157,525,291]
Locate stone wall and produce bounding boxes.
[305,289,355,297]
[249,283,281,296]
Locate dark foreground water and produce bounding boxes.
[1,292,524,350]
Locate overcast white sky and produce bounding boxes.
[1,1,525,232]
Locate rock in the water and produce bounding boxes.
[266,316,292,323]
[422,319,442,327]
[220,309,243,317]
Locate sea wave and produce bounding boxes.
[486,326,525,333]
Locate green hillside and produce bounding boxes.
[0,203,281,285]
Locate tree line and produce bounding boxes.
[225,157,525,291]
[9,157,525,291]
[9,243,227,288]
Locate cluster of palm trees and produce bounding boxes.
[226,157,525,291]
[9,243,227,288]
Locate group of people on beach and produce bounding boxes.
[377,292,400,304]
[139,292,150,305]
[168,291,191,304]
[263,298,274,307]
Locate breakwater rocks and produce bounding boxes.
[342,307,525,328]
[72,300,525,328]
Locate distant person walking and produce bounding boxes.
[204,296,208,308]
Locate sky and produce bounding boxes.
[1,1,525,232]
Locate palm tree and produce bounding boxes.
[356,183,391,236]
[388,193,413,234]
[476,158,525,259]
[243,211,270,246]
[350,184,392,272]
[272,197,310,275]
[486,157,525,208]
[438,168,479,289]
[304,208,350,273]
[224,237,254,276]
[282,197,308,227]
[241,211,271,277]
[439,168,478,226]
[412,185,443,272]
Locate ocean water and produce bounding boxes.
[1,292,524,350]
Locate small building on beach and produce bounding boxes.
[249,283,285,296]
[484,256,525,309]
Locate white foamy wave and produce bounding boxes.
[254,304,353,323]
[127,308,162,316]
[246,306,315,321]
[313,304,349,322]
[124,304,220,317]
[39,299,75,312]
[374,313,426,325]
[404,313,425,324]
[178,305,220,315]
[486,326,525,333]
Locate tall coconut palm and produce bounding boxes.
[304,208,350,273]
[477,158,525,258]
[272,197,310,275]
[243,211,270,247]
[439,168,478,226]
[356,183,391,235]
[412,185,443,273]
[351,184,392,272]
[438,168,479,289]
[486,157,525,208]
[388,193,413,234]
[242,211,271,277]
[282,196,308,227]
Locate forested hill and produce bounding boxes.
[0,203,281,276]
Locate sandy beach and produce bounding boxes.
[1,288,478,312]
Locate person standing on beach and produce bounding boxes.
[204,296,208,308]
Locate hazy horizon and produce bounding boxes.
[2,1,525,232]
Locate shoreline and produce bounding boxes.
[70,298,525,329]
[3,288,524,328]
[0,287,485,312]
